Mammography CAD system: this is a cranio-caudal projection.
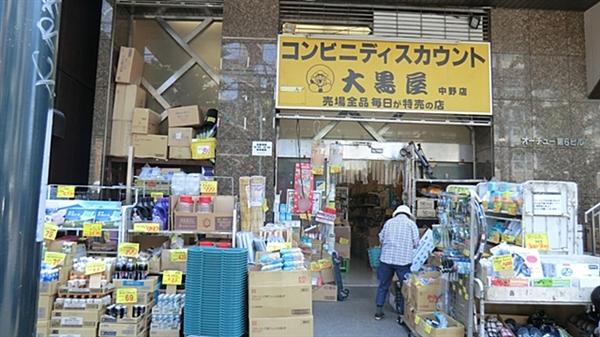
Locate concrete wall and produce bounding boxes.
[491,8,600,217]
[585,2,600,96]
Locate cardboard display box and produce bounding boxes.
[168,127,194,147]
[49,326,97,337]
[38,295,55,321]
[116,47,143,84]
[110,120,132,157]
[161,249,187,272]
[407,273,442,311]
[170,196,234,233]
[132,108,161,134]
[417,198,436,210]
[249,315,313,337]
[312,284,337,302]
[167,105,203,127]
[214,195,235,232]
[169,146,192,160]
[132,134,168,159]
[113,276,158,293]
[99,319,145,337]
[415,312,465,337]
[113,84,146,120]
[249,270,312,318]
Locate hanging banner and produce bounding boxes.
[276,35,492,115]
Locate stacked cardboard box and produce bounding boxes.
[167,105,204,160]
[37,281,58,337]
[334,226,351,259]
[403,272,444,331]
[49,297,107,337]
[110,47,147,157]
[170,195,235,232]
[311,264,337,302]
[249,270,314,337]
[416,197,437,218]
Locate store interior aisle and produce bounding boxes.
[314,287,408,337]
[342,258,378,287]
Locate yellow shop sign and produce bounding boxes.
[276,35,491,115]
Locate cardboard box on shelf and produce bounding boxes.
[99,319,145,337]
[312,284,337,301]
[161,249,187,272]
[113,277,159,293]
[115,46,144,84]
[150,329,180,337]
[38,295,55,321]
[132,108,161,134]
[109,120,132,157]
[417,198,436,210]
[416,208,437,219]
[39,281,59,296]
[167,105,203,127]
[190,137,216,160]
[168,127,194,147]
[408,275,442,311]
[249,270,312,318]
[132,134,168,159]
[113,84,146,120]
[169,146,192,160]
[214,195,235,231]
[415,312,464,337]
[49,326,97,337]
[320,267,335,284]
[249,315,313,337]
[50,308,103,327]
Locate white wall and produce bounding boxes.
[585,2,600,96]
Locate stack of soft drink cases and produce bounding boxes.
[150,293,185,337]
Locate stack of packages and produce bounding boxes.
[402,271,465,337]
[101,276,159,337]
[150,293,185,337]
[48,257,114,337]
[167,106,215,160]
[310,259,337,302]
[249,266,313,337]
[239,176,266,233]
[258,248,306,272]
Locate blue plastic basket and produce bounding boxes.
[368,246,381,269]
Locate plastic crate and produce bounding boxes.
[340,258,350,273]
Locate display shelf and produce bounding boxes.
[108,156,214,167]
[485,212,522,222]
[416,217,438,221]
[415,179,483,184]
[58,227,121,232]
[87,250,118,256]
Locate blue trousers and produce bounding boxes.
[375,262,411,313]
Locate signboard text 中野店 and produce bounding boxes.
[276,35,492,115]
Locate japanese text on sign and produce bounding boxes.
[116,288,138,304]
[56,185,75,198]
[200,181,218,194]
[277,35,491,115]
[492,255,513,272]
[133,222,160,233]
[533,193,563,216]
[118,242,140,257]
[163,270,183,285]
[525,233,550,251]
[170,249,188,263]
[521,137,585,147]
[85,261,106,275]
[44,252,66,267]
[43,222,58,241]
[83,222,103,237]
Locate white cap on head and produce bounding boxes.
[392,205,414,219]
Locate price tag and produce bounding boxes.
[83,223,103,237]
[525,233,549,251]
[163,270,183,285]
[415,316,421,325]
[266,241,292,252]
[424,323,433,334]
[492,254,514,272]
[118,242,140,257]
[44,252,66,267]
[200,181,218,194]
[116,288,138,304]
[133,222,160,233]
[43,222,58,241]
[85,261,106,275]
[56,185,75,198]
[170,249,188,263]
[339,238,349,245]
[150,192,164,201]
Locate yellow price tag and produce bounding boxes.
[150,192,164,201]
[200,180,218,194]
[170,249,188,263]
[43,222,58,241]
[85,261,106,275]
[118,242,140,257]
[339,238,349,245]
[525,233,549,251]
[44,252,66,267]
[133,222,161,233]
[116,288,138,304]
[83,222,103,237]
[266,241,292,252]
[424,323,433,334]
[415,316,421,325]
[492,254,514,272]
[56,185,75,198]
[163,270,183,285]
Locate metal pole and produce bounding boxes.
[0,1,61,336]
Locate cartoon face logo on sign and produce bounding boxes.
[306,64,334,93]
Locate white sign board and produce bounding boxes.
[252,141,273,156]
[533,193,563,216]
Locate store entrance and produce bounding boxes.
[335,160,404,287]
